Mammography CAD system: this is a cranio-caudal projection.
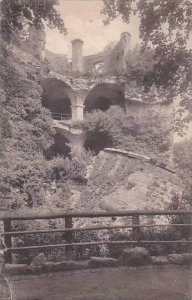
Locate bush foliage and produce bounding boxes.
[83,106,171,160]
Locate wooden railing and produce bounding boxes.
[0,210,192,264]
[51,112,71,121]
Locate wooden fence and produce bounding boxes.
[51,112,71,121]
[0,210,192,263]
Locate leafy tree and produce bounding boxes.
[0,0,70,211]
[101,0,192,122]
[1,0,67,41]
[127,44,155,87]
[0,38,53,210]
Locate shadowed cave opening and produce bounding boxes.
[84,83,125,114]
[84,132,113,155]
[44,133,71,160]
[42,79,73,120]
[85,96,112,112]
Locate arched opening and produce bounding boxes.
[87,96,112,112]
[44,133,70,160]
[84,83,125,113]
[42,78,73,120]
[84,132,113,155]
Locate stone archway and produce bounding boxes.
[84,83,125,113]
[42,78,74,120]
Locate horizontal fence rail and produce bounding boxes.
[0,210,192,264]
[51,112,71,121]
[1,210,192,221]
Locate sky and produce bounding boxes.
[45,0,140,59]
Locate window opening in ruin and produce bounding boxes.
[94,61,104,74]
[44,133,70,160]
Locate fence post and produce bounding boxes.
[65,216,73,260]
[184,213,192,241]
[3,220,12,264]
[132,215,140,242]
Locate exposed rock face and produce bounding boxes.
[79,150,182,214]
[75,149,183,239]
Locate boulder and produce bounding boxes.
[30,252,47,266]
[120,247,151,266]
[151,256,169,265]
[88,257,119,268]
[183,253,192,264]
[44,260,86,272]
[168,253,192,265]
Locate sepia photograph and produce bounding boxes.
[0,0,192,299]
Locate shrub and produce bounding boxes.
[83,106,171,160]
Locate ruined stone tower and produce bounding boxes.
[71,39,84,73]
[109,32,131,74]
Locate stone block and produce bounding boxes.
[88,256,119,268]
[168,253,192,265]
[30,252,47,266]
[120,247,151,266]
[151,256,169,265]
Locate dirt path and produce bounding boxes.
[0,273,12,300]
[8,265,192,300]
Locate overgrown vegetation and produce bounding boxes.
[83,106,171,161]
[0,39,53,210]
[1,0,67,42]
[174,139,192,208]
[102,0,192,129]
[0,0,191,261]
[0,1,69,211]
[102,0,192,89]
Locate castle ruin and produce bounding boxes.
[41,32,174,165]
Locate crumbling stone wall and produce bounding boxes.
[25,25,46,59]
[45,49,69,75]
[107,32,131,74]
[82,32,131,75]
